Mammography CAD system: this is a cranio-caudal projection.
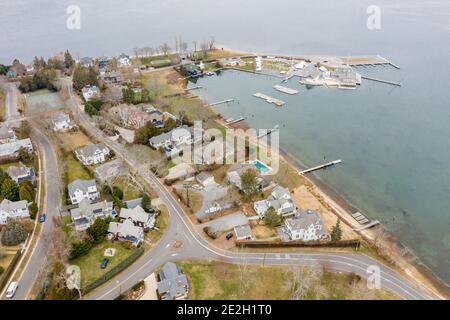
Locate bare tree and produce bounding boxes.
[192,40,198,53]
[200,42,209,59]
[160,42,171,56]
[207,36,216,50]
[133,47,140,58]
[237,255,250,299]
[289,264,324,300]
[46,228,70,266]
[180,42,188,54]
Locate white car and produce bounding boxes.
[6,281,18,299]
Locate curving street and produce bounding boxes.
[63,79,437,300]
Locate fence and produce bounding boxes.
[0,250,22,293]
[235,239,361,249]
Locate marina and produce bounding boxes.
[253,92,285,106]
[273,85,299,95]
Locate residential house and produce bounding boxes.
[124,197,142,210]
[0,138,33,159]
[94,159,126,183]
[100,71,123,85]
[74,143,110,166]
[0,199,29,225]
[253,185,296,217]
[146,108,165,128]
[119,205,155,229]
[70,198,113,231]
[81,85,100,101]
[284,209,327,241]
[7,162,34,184]
[157,262,189,300]
[108,219,144,246]
[234,224,253,241]
[193,139,234,165]
[118,54,131,67]
[52,112,76,132]
[0,125,17,143]
[80,57,94,68]
[109,104,152,129]
[149,125,193,149]
[7,63,27,78]
[67,179,99,205]
[195,172,215,187]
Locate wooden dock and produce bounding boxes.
[208,99,235,106]
[186,86,203,91]
[253,92,285,106]
[257,125,279,139]
[299,159,342,175]
[225,117,246,125]
[273,85,299,95]
[362,76,402,87]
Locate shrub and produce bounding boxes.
[112,186,123,200]
[1,220,28,246]
[0,266,4,275]
[29,202,39,220]
[86,217,111,244]
[69,241,93,260]
[1,178,20,201]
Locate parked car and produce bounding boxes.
[39,213,46,223]
[226,233,233,240]
[6,281,18,299]
[100,258,109,269]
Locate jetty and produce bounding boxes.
[299,159,342,175]
[257,125,279,139]
[225,117,246,125]
[253,93,285,106]
[186,86,203,91]
[361,76,402,87]
[273,85,299,95]
[208,99,234,106]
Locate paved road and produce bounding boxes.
[0,84,62,299]
[64,79,437,300]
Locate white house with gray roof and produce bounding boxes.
[254,185,296,217]
[0,199,29,225]
[52,112,76,132]
[70,198,113,231]
[108,219,144,246]
[74,143,110,166]
[68,179,99,205]
[284,209,327,241]
[119,205,155,229]
[234,224,253,241]
[157,262,189,300]
[81,85,100,101]
[0,138,33,159]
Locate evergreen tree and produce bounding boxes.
[265,207,283,227]
[1,178,20,201]
[330,219,343,242]
[1,220,28,246]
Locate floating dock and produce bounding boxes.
[208,99,234,106]
[299,159,342,175]
[186,86,203,91]
[273,85,299,95]
[361,76,402,87]
[253,93,285,106]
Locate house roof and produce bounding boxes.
[52,112,71,124]
[0,199,28,213]
[157,262,189,300]
[75,143,108,159]
[285,209,326,236]
[68,179,97,197]
[234,224,252,239]
[70,199,112,220]
[271,185,290,199]
[196,172,214,185]
[7,162,32,179]
[108,219,143,240]
[0,138,32,157]
[119,205,152,224]
[94,159,125,181]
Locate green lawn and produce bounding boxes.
[65,153,92,183]
[71,241,137,287]
[0,161,21,171]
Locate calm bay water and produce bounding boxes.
[1,0,449,284]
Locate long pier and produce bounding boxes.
[208,99,234,106]
[257,125,279,139]
[299,159,342,175]
[362,76,402,87]
[225,117,246,125]
[186,86,203,91]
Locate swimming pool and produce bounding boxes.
[253,160,272,174]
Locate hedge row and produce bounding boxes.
[80,247,145,295]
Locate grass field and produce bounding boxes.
[57,131,91,152]
[178,260,398,300]
[65,153,92,183]
[71,241,137,287]
[25,89,65,114]
[0,161,20,171]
